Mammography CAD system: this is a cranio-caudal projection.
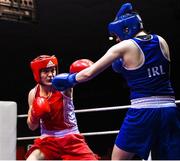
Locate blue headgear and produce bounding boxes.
[108,3,143,40]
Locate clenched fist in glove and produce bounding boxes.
[30,97,51,124]
[69,59,94,73]
[52,59,94,91]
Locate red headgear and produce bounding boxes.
[30,55,58,83]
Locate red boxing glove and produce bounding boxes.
[30,97,51,124]
[69,59,94,73]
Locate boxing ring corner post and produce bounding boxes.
[0,101,17,160]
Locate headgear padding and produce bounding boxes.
[108,3,143,40]
[30,55,58,83]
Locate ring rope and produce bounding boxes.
[17,130,119,141]
[17,100,180,141]
[18,105,130,118]
[18,100,180,118]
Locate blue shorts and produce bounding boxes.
[115,107,180,160]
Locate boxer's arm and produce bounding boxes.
[52,41,130,90]
[27,89,51,131]
[52,59,94,91]
[27,88,39,131]
[75,40,134,82]
[158,35,170,61]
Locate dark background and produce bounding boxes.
[1,0,180,159]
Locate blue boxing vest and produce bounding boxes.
[116,34,174,100]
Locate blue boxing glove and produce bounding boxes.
[112,58,123,73]
[52,73,78,91]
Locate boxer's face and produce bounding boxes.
[40,66,57,86]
